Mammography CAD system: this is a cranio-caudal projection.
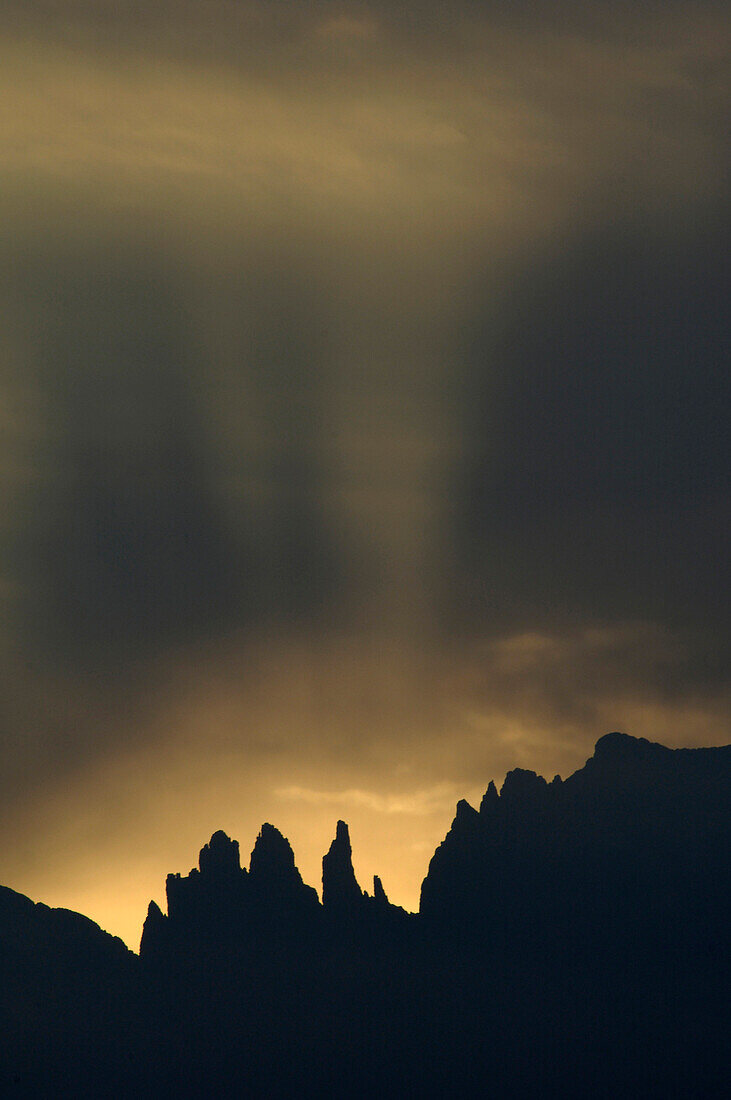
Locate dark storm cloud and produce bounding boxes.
[7,234,339,670]
[0,0,726,689]
[26,256,235,660]
[455,192,730,651]
[0,0,729,942]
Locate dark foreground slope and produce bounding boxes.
[2,733,729,1098]
[0,886,137,1096]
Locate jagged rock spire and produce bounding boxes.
[479,781,499,816]
[500,768,548,806]
[322,820,363,910]
[198,830,241,879]
[139,900,167,957]
[249,824,300,885]
[373,875,389,906]
[451,799,480,837]
[455,798,478,822]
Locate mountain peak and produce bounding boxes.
[593,731,669,763]
[500,768,547,804]
[373,875,389,905]
[139,899,167,956]
[249,823,297,879]
[453,798,479,828]
[479,780,500,816]
[198,830,241,879]
[322,820,363,910]
[248,823,319,915]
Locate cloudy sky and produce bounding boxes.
[0,1,728,947]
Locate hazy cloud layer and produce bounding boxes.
[0,0,728,944]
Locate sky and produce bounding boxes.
[0,1,728,948]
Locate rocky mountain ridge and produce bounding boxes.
[2,731,729,1098]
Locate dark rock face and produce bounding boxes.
[322,819,364,911]
[420,732,731,961]
[248,823,320,915]
[249,822,295,883]
[143,824,322,960]
[0,884,131,967]
[139,898,167,957]
[479,779,499,816]
[3,732,730,1098]
[499,766,548,805]
[592,728,668,762]
[372,875,389,906]
[163,828,248,936]
[198,829,241,879]
[0,885,137,1095]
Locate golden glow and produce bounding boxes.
[0,3,728,950]
[4,628,729,949]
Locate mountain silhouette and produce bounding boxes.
[2,733,729,1098]
[421,731,731,956]
[322,819,364,911]
[0,885,137,1096]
